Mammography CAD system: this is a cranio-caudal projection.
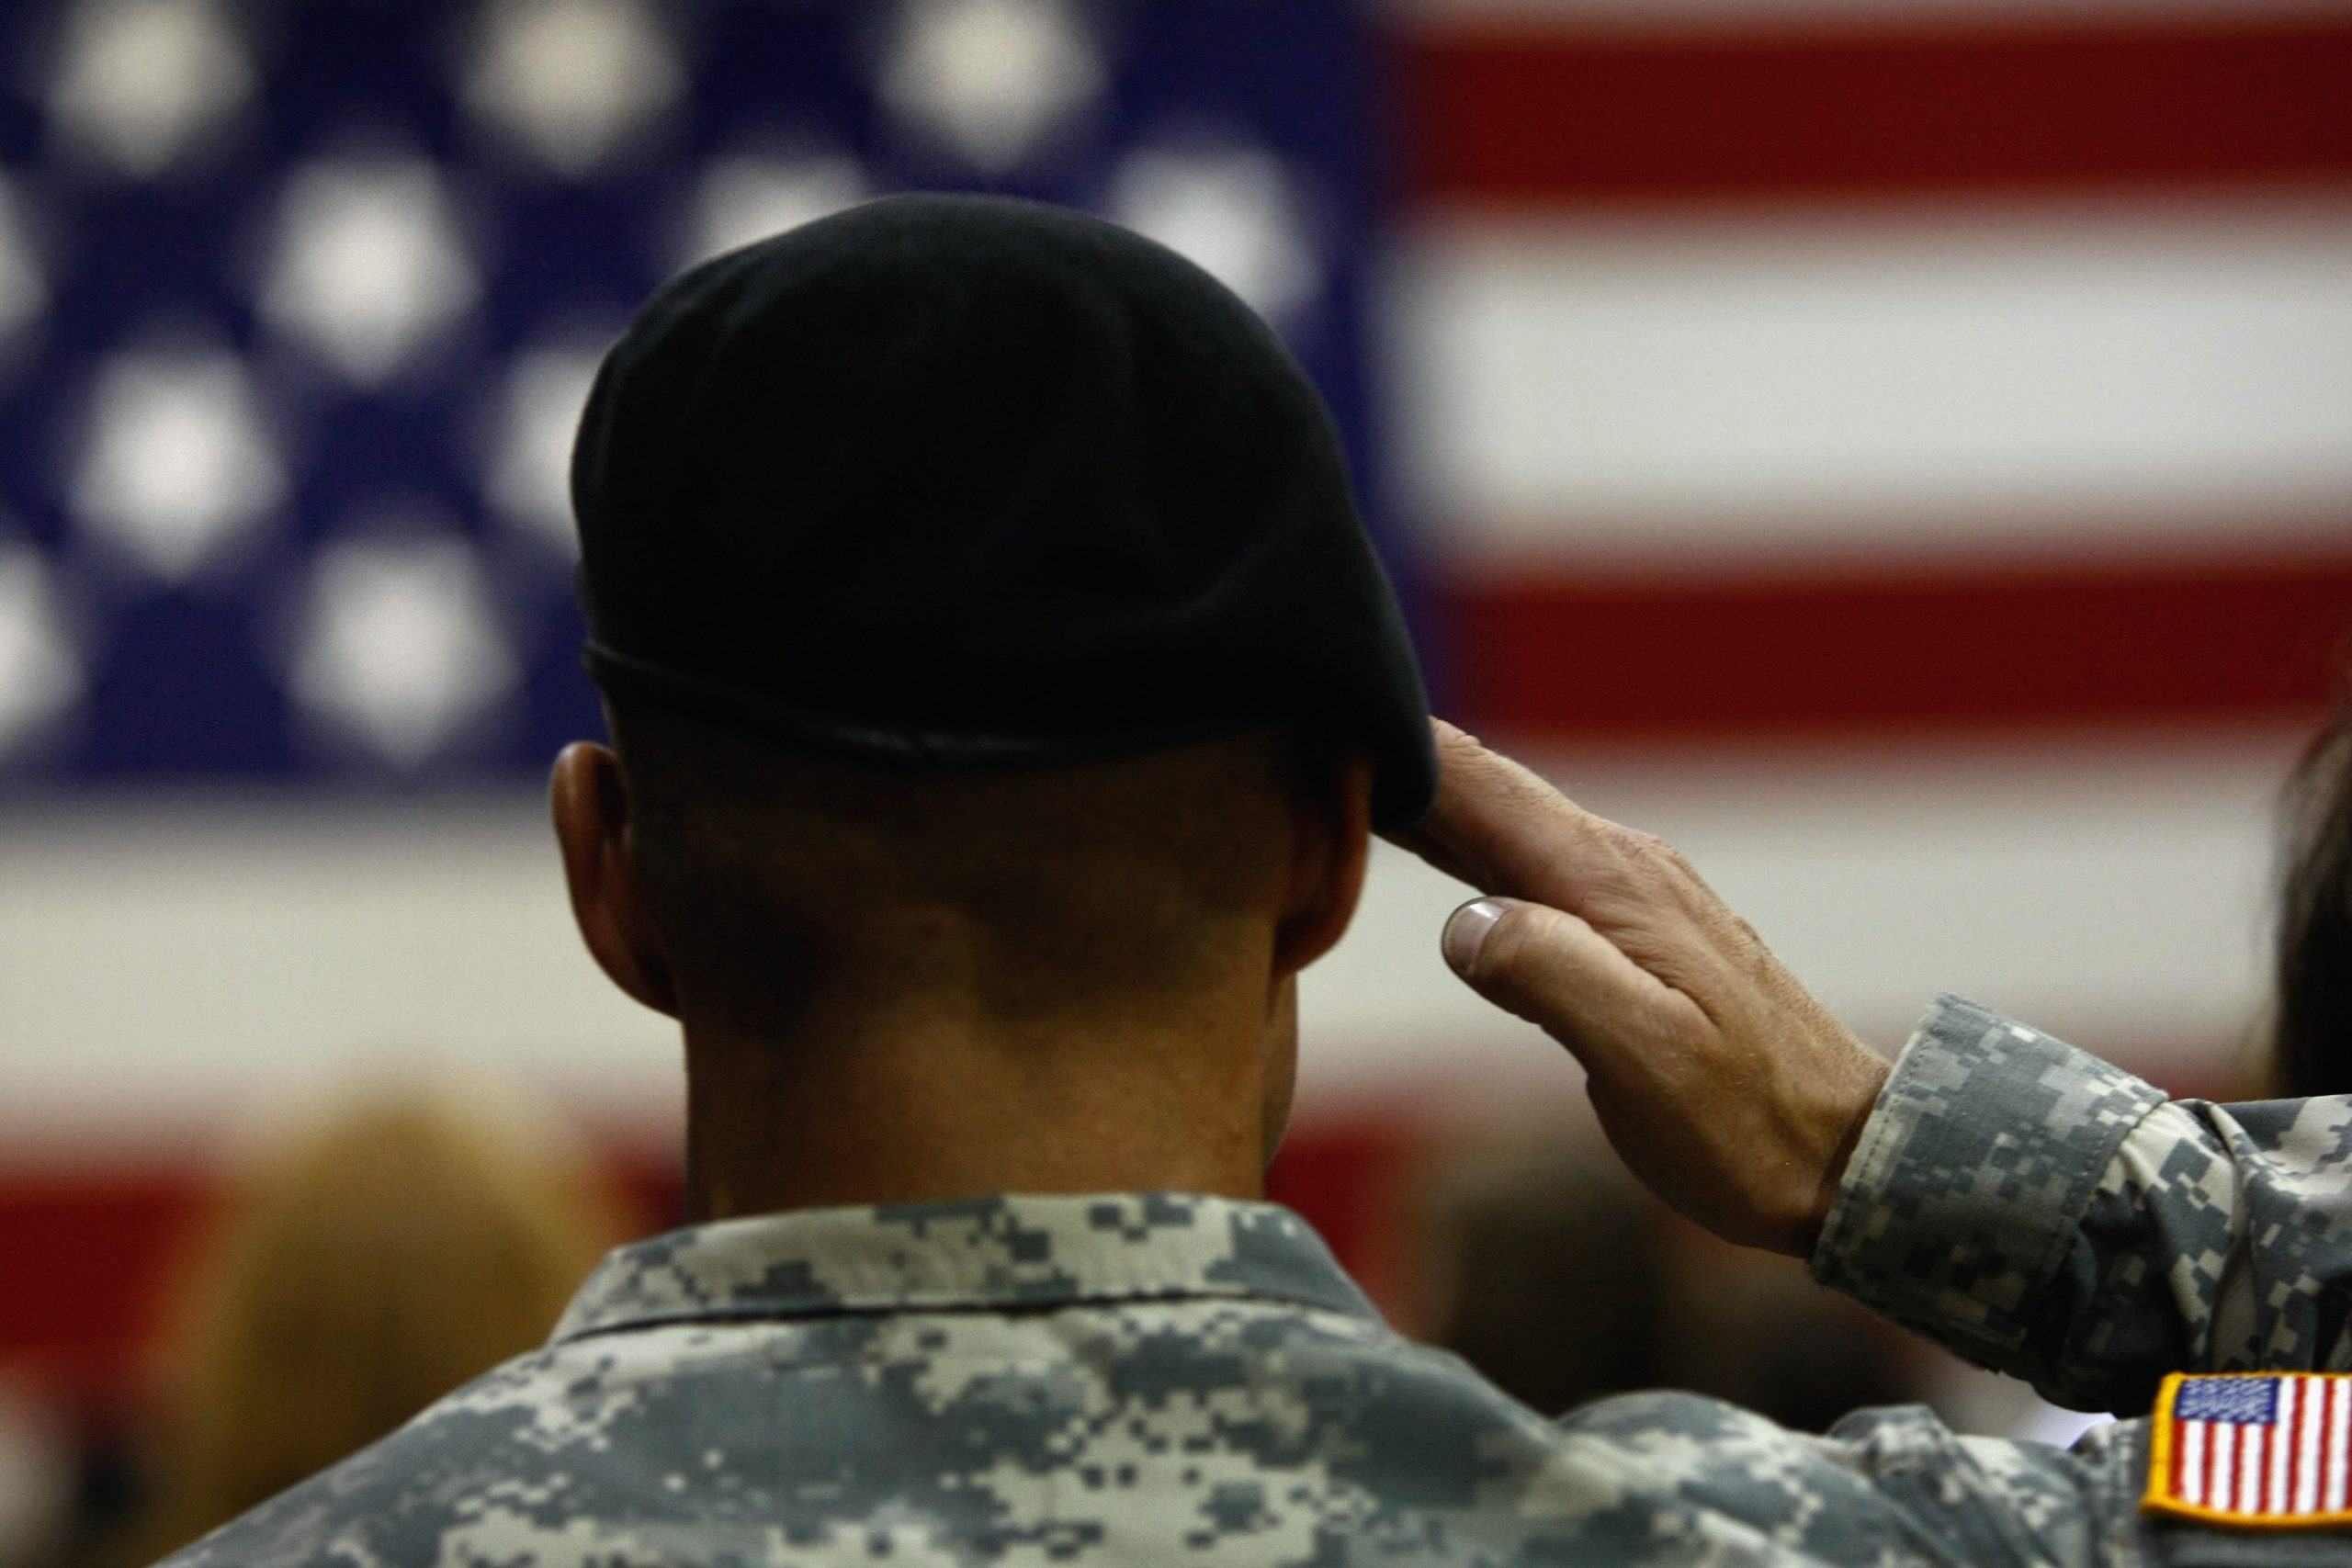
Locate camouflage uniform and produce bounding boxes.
[163,997,2352,1566]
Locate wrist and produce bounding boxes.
[1797,1055,1891,1258]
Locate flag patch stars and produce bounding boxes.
[2145,1373,2352,1529]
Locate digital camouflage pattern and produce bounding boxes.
[162,997,2352,1567]
[1815,996,2352,1418]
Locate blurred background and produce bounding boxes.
[1,0,2348,1561]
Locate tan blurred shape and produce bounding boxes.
[130,1087,626,1561]
[1404,1125,1913,1432]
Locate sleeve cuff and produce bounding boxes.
[1809,994,2166,1368]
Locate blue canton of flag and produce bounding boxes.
[2145,1373,2352,1529]
[0,0,1385,789]
[2177,1376,2279,1426]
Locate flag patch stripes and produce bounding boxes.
[2143,1373,2352,1529]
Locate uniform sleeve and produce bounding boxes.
[1811,994,2352,1416]
[1546,998,2352,1565]
[1553,1397,2352,1568]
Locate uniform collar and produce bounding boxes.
[550,1191,1382,1344]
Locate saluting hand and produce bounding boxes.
[1387,721,1891,1259]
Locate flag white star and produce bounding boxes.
[679,153,867,268]
[488,345,605,551]
[291,536,516,770]
[0,547,81,759]
[462,0,683,177]
[47,0,254,177]
[72,351,284,581]
[878,0,1105,173]
[260,158,478,385]
[1107,145,1320,326]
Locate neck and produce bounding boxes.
[682,998,1275,1221]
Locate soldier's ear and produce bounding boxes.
[1270,750,1374,980]
[551,741,680,1019]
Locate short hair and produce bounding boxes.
[608,701,1325,1023]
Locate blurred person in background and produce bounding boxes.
[1404,1137,1677,1416]
[119,1090,622,1565]
[1407,1136,1911,1433]
[0,1376,74,1568]
[149,196,2352,1566]
[2274,686,2352,1099]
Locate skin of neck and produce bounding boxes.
[549,739,1361,1224]
[680,961,1301,1221]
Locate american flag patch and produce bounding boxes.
[2143,1373,2352,1529]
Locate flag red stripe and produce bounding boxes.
[1400,16,2352,207]
[0,1118,1420,1416]
[2264,1384,2279,1514]
[2270,1394,2284,1513]
[1439,550,2352,740]
[2173,1405,2189,1501]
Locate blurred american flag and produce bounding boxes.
[0,0,2347,1406]
[0,0,1390,783]
[1386,0,2352,1084]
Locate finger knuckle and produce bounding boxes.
[1599,822,1652,856]
[1607,824,1691,877]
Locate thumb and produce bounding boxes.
[1441,897,1671,1067]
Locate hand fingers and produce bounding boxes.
[1396,722,1748,946]
[1442,896,1694,1077]
[1401,724,1605,902]
[1407,723,1690,933]
[1380,728,1558,892]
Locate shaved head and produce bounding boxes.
[607,703,1323,1037]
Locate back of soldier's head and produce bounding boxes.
[570,196,1433,999]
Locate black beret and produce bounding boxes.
[571,192,1436,829]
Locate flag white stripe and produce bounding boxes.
[2180,1420,2207,1506]
[0,736,2294,1138]
[2212,1423,2237,1512]
[1397,205,2352,571]
[2295,1382,2314,1514]
[2324,1382,2342,1514]
[2271,1377,2297,1513]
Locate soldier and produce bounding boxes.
[161,196,2350,1566]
